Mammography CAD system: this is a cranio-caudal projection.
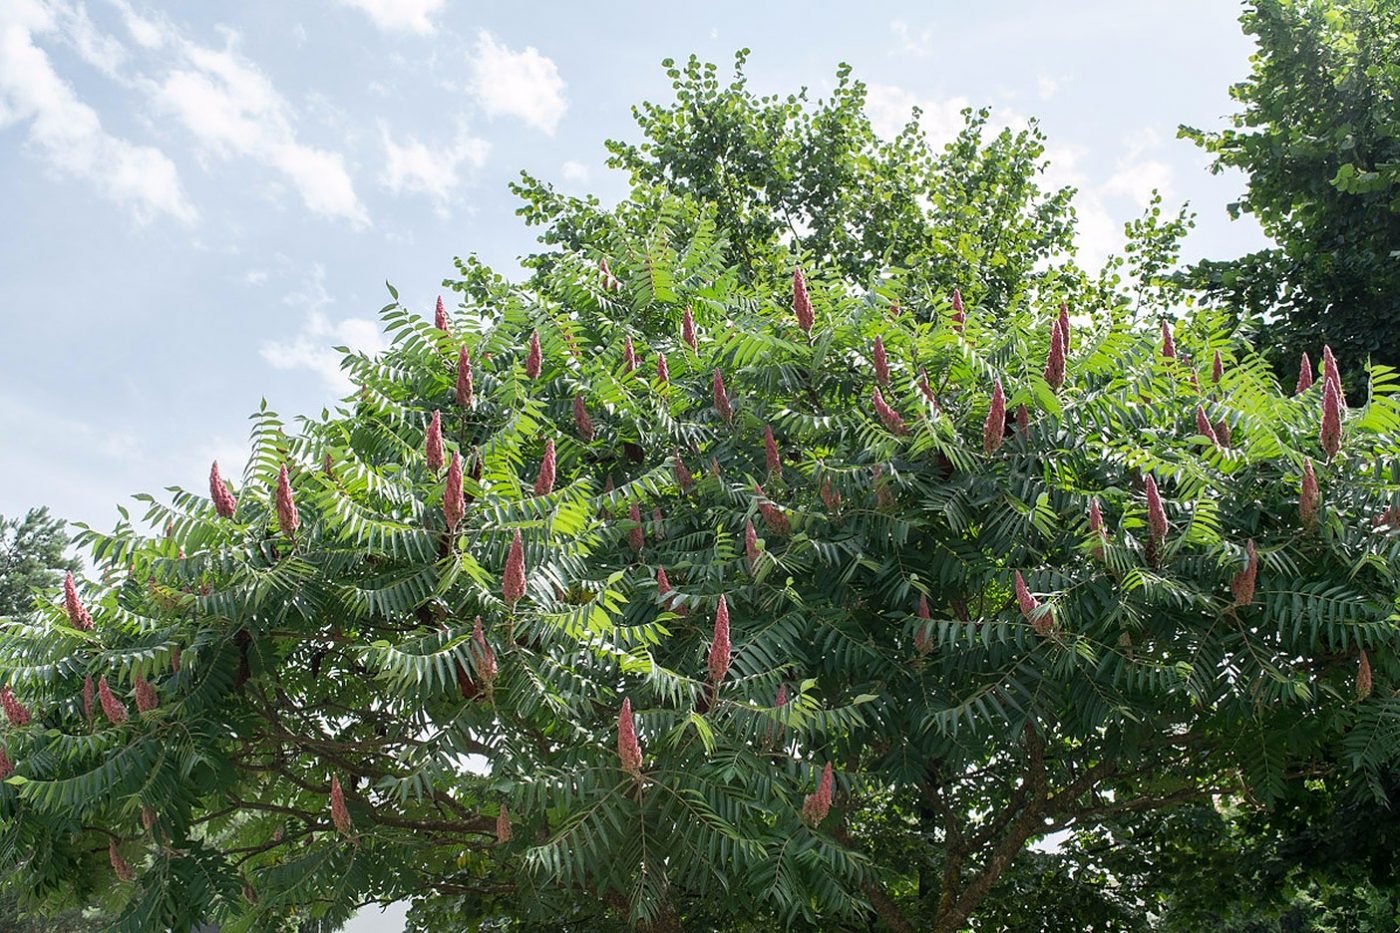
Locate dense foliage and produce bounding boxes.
[1,54,1398,933]
[0,508,78,618]
[1182,0,1400,394]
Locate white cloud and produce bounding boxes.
[152,40,369,226]
[1102,159,1173,208]
[0,7,196,223]
[244,269,268,285]
[468,31,567,134]
[380,123,489,215]
[560,159,589,183]
[337,0,443,35]
[865,83,971,149]
[889,19,934,57]
[261,265,387,392]
[1037,75,1059,101]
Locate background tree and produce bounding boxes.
[1182,0,1400,394]
[0,508,78,618]
[0,56,1397,933]
[0,510,99,932]
[512,51,1120,321]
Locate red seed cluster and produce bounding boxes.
[1300,459,1319,527]
[983,380,1006,455]
[617,698,643,776]
[525,330,542,379]
[1,686,31,727]
[210,461,238,518]
[503,530,526,605]
[134,678,158,714]
[534,440,557,497]
[1230,539,1258,606]
[98,676,127,725]
[456,347,474,408]
[872,387,907,435]
[872,336,890,386]
[276,466,299,536]
[801,763,834,825]
[330,775,353,836]
[1295,351,1314,393]
[444,453,465,530]
[708,596,732,684]
[425,411,444,472]
[754,484,790,535]
[63,572,93,631]
[792,267,814,333]
[682,306,698,351]
[573,395,595,441]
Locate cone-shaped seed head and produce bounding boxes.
[330,775,353,835]
[534,439,556,497]
[444,452,465,530]
[764,425,781,475]
[792,267,813,333]
[708,596,731,683]
[276,465,299,536]
[712,369,733,422]
[617,697,643,775]
[63,572,93,630]
[425,411,445,472]
[134,678,158,713]
[456,347,473,408]
[1,686,30,727]
[503,530,526,605]
[496,803,512,843]
[1196,406,1219,445]
[872,386,907,435]
[472,616,497,683]
[1231,539,1258,606]
[573,395,595,441]
[1320,378,1343,458]
[682,306,698,351]
[983,380,1006,454]
[97,676,127,725]
[802,762,833,825]
[525,330,542,379]
[873,336,890,386]
[1044,318,1066,389]
[210,461,237,518]
[1296,351,1314,394]
[1301,458,1320,527]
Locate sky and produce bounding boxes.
[0,2,1267,927]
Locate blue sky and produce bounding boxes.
[0,1,1268,927]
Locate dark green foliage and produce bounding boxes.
[0,508,78,618]
[1182,0,1400,395]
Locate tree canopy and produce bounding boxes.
[1182,0,1400,395]
[0,54,1398,933]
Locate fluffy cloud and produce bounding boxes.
[153,41,369,227]
[261,265,387,392]
[468,31,567,134]
[380,123,489,215]
[0,4,195,223]
[337,0,444,35]
[865,83,973,149]
[560,160,590,183]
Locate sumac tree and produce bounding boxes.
[1,59,1399,933]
